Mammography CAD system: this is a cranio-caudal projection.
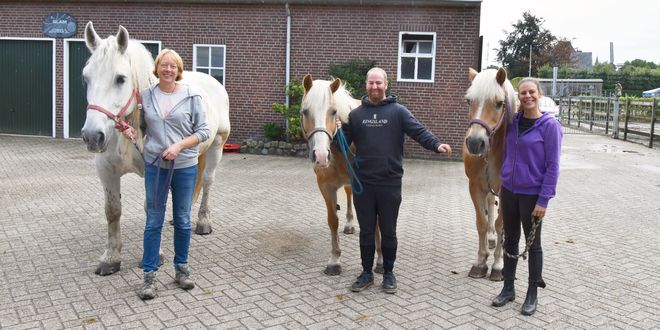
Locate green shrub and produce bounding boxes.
[329,59,376,98]
[272,79,304,142]
[262,122,284,140]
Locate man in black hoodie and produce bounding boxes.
[340,67,451,293]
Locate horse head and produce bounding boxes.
[301,74,344,167]
[80,21,153,153]
[464,67,516,157]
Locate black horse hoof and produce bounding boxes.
[489,268,503,281]
[374,263,384,274]
[95,261,121,276]
[195,223,213,235]
[468,265,488,278]
[324,264,342,276]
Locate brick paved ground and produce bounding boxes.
[1,133,659,329]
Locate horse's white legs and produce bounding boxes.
[468,183,490,278]
[196,135,224,235]
[487,194,497,249]
[320,185,342,275]
[374,222,384,274]
[342,185,355,234]
[490,208,504,281]
[96,169,122,275]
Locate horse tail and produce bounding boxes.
[192,153,206,204]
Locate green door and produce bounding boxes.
[68,41,160,138]
[0,39,53,136]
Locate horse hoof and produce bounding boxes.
[324,265,341,276]
[468,265,488,278]
[195,223,213,235]
[343,226,355,234]
[488,239,496,249]
[374,263,384,274]
[489,269,503,281]
[95,261,121,276]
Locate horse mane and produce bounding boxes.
[302,79,356,124]
[465,69,517,124]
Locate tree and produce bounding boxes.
[496,11,556,78]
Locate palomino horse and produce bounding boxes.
[80,22,230,275]
[301,74,383,275]
[463,67,516,281]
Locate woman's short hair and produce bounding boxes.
[153,48,184,81]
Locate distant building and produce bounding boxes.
[573,50,593,71]
[642,88,660,97]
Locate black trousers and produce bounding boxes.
[500,187,544,284]
[353,183,401,273]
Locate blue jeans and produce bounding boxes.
[142,163,197,272]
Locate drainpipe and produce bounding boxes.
[285,2,291,141]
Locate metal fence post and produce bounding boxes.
[650,99,657,148]
[612,96,620,139]
[624,98,630,141]
[605,97,610,135]
[568,97,572,126]
[590,98,595,131]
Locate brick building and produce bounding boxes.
[0,0,481,158]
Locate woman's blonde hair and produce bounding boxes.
[517,77,543,97]
[153,48,184,81]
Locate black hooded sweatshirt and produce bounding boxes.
[343,96,442,186]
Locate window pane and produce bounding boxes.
[401,57,415,79]
[418,58,432,80]
[404,41,416,54]
[211,68,224,83]
[196,68,208,74]
[418,41,433,54]
[211,47,224,67]
[196,47,209,66]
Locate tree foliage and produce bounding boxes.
[328,59,376,98]
[496,11,556,78]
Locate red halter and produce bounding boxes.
[86,88,142,133]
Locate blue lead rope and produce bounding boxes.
[335,128,364,195]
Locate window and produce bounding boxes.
[398,32,436,82]
[193,44,226,85]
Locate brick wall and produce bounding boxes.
[0,1,480,159]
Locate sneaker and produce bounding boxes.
[382,271,397,294]
[350,271,374,292]
[138,271,158,300]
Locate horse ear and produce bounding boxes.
[303,74,313,94]
[330,78,341,94]
[85,21,100,52]
[496,67,508,86]
[468,67,478,81]
[116,25,129,54]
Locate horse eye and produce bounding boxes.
[301,109,309,117]
[495,101,504,108]
[331,109,337,116]
[115,75,126,85]
[466,99,471,106]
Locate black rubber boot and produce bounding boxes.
[521,280,545,315]
[492,279,515,307]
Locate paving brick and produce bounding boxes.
[1,134,659,328]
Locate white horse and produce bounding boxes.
[80,22,230,275]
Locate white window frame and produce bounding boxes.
[192,44,226,85]
[397,32,436,83]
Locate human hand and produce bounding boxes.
[116,123,136,141]
[532,204,546,218]
[437,144,452,158]
[162,143,182,160]
[336,119,342,129]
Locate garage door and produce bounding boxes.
[67,41,160,138]
[0,39,54,136]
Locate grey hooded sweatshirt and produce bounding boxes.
[141,83,210,169]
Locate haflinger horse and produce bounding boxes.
[80,22,230,275]
[301,74,383,275]
[463,67,516,281]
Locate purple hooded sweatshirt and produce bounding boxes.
[500,112,563,208]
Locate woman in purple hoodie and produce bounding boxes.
[491,77,562,316]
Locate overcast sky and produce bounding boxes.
[479,0,659,69]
